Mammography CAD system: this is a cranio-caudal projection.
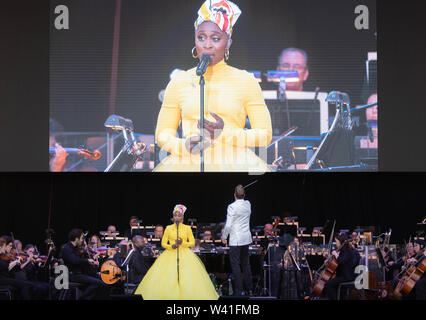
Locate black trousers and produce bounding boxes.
[0,278,34,300]
[69,273,109,300]
[229,245,252,294]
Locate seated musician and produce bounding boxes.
[350,232,361,249]
[0,236,37,300]
[323,232,360,300]
[107,225,117,234]
[388,241,416,277]
[128,235,149,284]
[154,225,164,240]
[19,244,50,299]
[88,235,102,249]
[260,223,276,251]
[124,216,145,239]
[407,239,426,300]
[200,229,215,251]
[61,229,109,300]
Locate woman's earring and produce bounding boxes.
[225,49,230,61]
[192,47,198,59]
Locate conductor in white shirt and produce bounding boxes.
[221,185,253,295]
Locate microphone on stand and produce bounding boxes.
[278,78,287,102]
[176,220,180,284]
[196,54,211,172]
[196,55,211,76]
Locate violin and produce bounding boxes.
[93,247,121,256]
[49,147,101,160]
[0,253,22,262]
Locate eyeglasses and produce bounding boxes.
[278,63,307,71]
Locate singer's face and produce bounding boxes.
[173,211,184,223]
[195,21,229,66]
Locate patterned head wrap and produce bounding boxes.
[173,204,187,215]
[194,0,242,37]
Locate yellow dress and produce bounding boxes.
[154,59,273,172]
[134,223,219,300]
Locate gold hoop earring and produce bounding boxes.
[192,47,198,59]
[225,49,230,61]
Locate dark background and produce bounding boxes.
[50,0,376,134]
[1,0,426,253]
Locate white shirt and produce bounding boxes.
[222,199,252,246]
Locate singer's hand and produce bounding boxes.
[198,112,224,140]
[185,135,213,154]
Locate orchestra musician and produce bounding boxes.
[222,184,253,296]
[61,229,109,300]
[128,235,149,284]
[395,239,426,300]
[18,244,50,299]
[0,236,37,300]
[200,229,215,251]
[388,241,416,279]
[323,232,360,300]
[277,48,311,92]
[124,216,146,239]
[411,239,426,300]
[154,225,164,240]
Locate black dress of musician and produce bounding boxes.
[324,232,360,300]
[61,229,109,300]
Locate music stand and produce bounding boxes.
[305,91,355,170]
[104,115,147,172]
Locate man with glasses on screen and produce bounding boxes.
[277,48,310,92]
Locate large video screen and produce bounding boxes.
[50,0,377,172]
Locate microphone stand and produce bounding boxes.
[121,248,135,292]
[199,75,205,172]
[176,222,180,284]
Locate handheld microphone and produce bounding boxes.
[196,54,211,76]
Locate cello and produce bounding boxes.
[311,220,337,297]
[393,251,426,299]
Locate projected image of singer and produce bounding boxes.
[153,0,272,172]
[134,205,218,300]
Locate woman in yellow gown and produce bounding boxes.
[134,205,219,300]
[154,0,272,172]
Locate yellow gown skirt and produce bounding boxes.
[134,247,219,300]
